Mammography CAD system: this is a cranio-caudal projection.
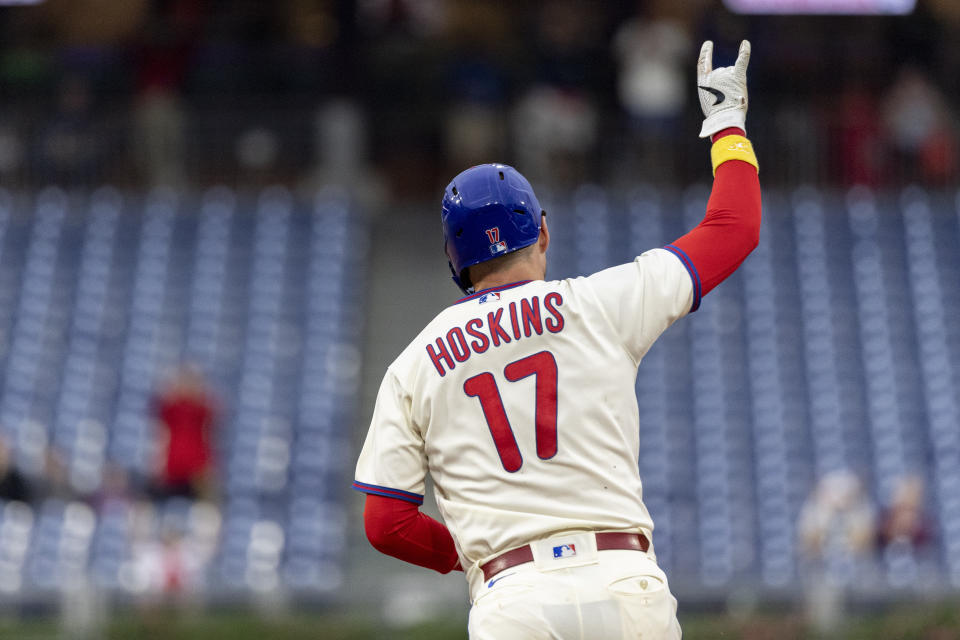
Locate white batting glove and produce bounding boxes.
[697,40,751,138]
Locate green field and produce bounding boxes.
[1,604,959,640]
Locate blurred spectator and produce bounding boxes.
[799,470,877,568]
[0,434,30,503]
[127,500,220,603]
[31,75,106,185]
[131,526,192,599]
[359,0,448,41]
[306,99,386,209]
[775,103,820,184]
[41,0,148,45]
[0,125,25,181]
[152,366,218,501]
[833,83,885,187]
[93,463,134,513]
[877,473,933,591]
[512,86,598,187]
[445,99,503,170]
[512,0,602,186]
[441,38,509,172]
[878,475,931,550]
[131,2,201,187]
[798,470,877,633]
[128,504,182,601]
[532,0,603,92]
[314,99,368,182]
[881,67,958,185]
[235,126,281,184]
[38,446,79,502]
[613,5,692,180]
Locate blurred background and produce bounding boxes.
[0,0,957,638]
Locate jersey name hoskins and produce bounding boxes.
[426,293,565,376]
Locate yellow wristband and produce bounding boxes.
[711,135,759,176]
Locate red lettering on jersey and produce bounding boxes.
[446,327,470,363]
[426,338,455,376]
[487,309,512,347]
[508,301,521,340]
[485,227,500,244]
[465,317,490,353]
[520,297,543,337]
[464,372,522,472]
[544,292,565,333]
[504,351,558,459]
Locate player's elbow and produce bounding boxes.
[726,212,761,261]
[746,216,761,253]
[364,511,394,554]
[740,201,762,255]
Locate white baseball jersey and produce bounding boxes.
[354,247,696,573]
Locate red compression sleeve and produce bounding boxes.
[711,127,745,143]
[666,128,761,304]
[363,494,462,574]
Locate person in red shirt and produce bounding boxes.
[153,365,218,500]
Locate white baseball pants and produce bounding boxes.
[468,542,681,640]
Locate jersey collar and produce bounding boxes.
[455,280,532,304]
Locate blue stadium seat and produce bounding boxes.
[0,186,368,598]
[4,182,960,596]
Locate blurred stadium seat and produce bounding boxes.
[0,185,368,599]
[0,182,959,602]
[545,184,960,595]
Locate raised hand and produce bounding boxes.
[696,40,751,138]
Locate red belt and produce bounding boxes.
[481,532,650,582]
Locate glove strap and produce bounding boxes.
[711,135,758,176]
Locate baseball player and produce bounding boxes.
[354,40,760,639]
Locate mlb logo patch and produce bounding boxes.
[478,292,501,304]
[553,544,577,559]
[485,228,507,255]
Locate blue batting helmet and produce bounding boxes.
[441,163,543,294]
